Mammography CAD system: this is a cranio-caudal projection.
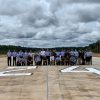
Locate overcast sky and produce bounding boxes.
[0,0,100,48]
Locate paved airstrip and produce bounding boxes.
[0,56,100,100]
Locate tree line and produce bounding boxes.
[0,40,100,54]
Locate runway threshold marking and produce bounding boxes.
[7,66,37,69]
[61,66,100,76]
[0,66,37,77]
[86,68,100,75]
[61,66,79,72]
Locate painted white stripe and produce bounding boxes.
[86,68,100,75]
[61,66,79,72]
[27,66,37,69]
[64,71,91,73]
[0,73,32,77]
[7,66,37,69]
[4,69,26,73]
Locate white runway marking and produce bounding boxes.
[0,73,32,77]
[61,66,100,76]
[3,69,27,73]
[64,71,91,73]
[86,68,100,75]
[7,66,37,69]
[0,66,36,77]
[61,66,79,72]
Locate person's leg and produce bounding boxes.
[14,57,16,66]
[14,57,15,66]
[91,56,92,65]
[7,57,9,66]
[47,56,50,65]
[9,57,11,66]
[13,57,16,66]
[31,61,33,66]
[13,57,14,66]
[41,56,43,65]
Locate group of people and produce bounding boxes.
[34,49,92,66]
[7,50,33,66]
[7,49,92,66]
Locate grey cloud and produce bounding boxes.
[0,0,100,48]
[77,5,100,22]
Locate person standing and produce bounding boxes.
[7,50,12,66]
[74,49,79,65]
[23,51,28,66]
[27,50,33,66]
[12,50,17,66]
[60,50,65,65]
[39,49,46,65]
[19,50,23,58]
[81,50,85,65]
[45,49,51,65]
[64,50,70,66]
[34,53,41,65]
[51,49,57,65]
[78,50,82,65]
[85,50,92,65]
[16,53,22,66]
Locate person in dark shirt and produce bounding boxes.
[81,50,85,65]
[64,50,70,65]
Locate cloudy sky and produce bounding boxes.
[0,0,100,48]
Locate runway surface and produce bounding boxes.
[0,57,100,100]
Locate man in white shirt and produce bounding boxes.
[39,49,46,65]
[74,49,79,65]
[40,49,46,56]
[19,50,23,57]
[45,49,51,65]
[34,53,41,65]
[23,51,28,66]
[7,50,12,66]
[12,50,17,66]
